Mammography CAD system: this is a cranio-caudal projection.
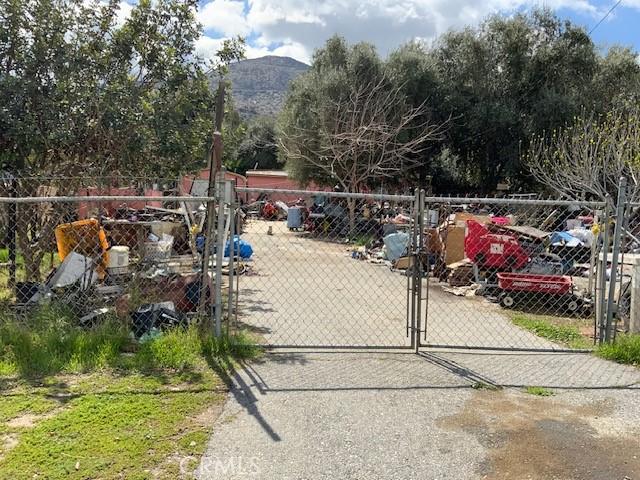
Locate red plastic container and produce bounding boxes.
[464,220,529,270]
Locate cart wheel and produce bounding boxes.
[565,298,581,314]
[500,294,516,308]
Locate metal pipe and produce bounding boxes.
[227,197,236,336]
[421,196,604,207]
[598,202,611,343]
[0,195,217,203]
[414,189,425,353]
[605,177,627,342]
[214,177,226,338]
[236,187,414,202]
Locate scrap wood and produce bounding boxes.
[447,258,474,287]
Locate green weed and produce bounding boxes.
[596,334,640,366]
[511,314,591,349]
[524,386,554,396]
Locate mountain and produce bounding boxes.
[225,56,309,119]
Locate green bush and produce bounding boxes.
[597,334,640,365]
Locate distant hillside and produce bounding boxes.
[224,56,309,119]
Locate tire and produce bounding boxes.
[500,293,516,308]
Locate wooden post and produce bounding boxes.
[198,81,226,331]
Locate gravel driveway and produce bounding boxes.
[199,222,640,479]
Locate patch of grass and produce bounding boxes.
[0,304,261,378]
[0,394,59,434]
[0,307,261,478]
[0,374,225,479]
[511,314,592,349]
[596,334,640,366]
[524,386,554,396]
[0,306,130,377]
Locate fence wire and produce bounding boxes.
[0,184,632,353]
[420,197,607,351]
[234,188,418,348]
[0,195,222,340]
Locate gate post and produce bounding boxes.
[411,189,425,353]
[604,177,627,343]
[213,173,227,338]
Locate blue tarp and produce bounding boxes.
[550,231,583,247]
[225,235,253,259]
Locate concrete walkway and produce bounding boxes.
[197,351,640,480]
[238,220,558,350]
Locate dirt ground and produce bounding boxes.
[440,388,640,479]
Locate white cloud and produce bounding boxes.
[195,35,227,62]
[193,0,613,64]
[197,0,251,36]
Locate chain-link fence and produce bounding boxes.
[233,187,419,348]
[0,193,226,341]
[0,176,635,353]
[419,195,607,351]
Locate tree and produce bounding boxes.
[527,105,640,205]
[281,67,445,230]
[427,9,601,192]
[0,0,243,279]
[228,117,280,174]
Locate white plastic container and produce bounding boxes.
[107,246,130,275]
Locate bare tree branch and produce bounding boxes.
[527,106,640,206]
[280,74,447,196]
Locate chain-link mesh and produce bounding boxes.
[0,186,628,352]
[420,197,607,351]
[0,195,219,340]
[233,188,418,348]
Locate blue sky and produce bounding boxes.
[124,0,640,64]
[560,1,639,53]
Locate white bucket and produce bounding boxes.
[107,246,130,274]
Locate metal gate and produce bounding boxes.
[233,187,419,349]
[230,186,619,352]
[415,193,610,352]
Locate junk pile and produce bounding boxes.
[432,209,596,315]
[343,204,598,316]
[13,195,253,339]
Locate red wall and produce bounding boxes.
[77,187,163,219]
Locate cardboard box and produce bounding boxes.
[443,225,466,265]
[441,213,491,265]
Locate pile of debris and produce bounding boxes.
[12,197,253,339]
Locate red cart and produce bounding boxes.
[496,272,583,313]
